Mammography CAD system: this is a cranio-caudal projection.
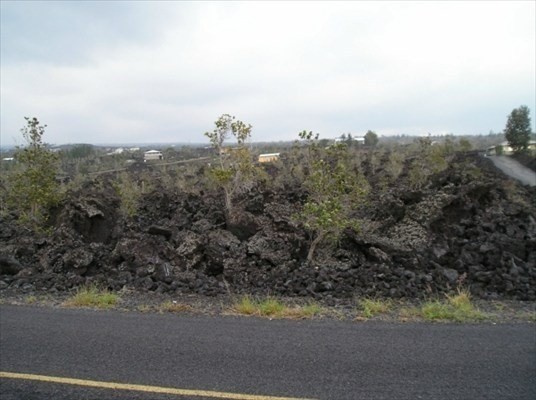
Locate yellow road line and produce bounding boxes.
[0,371,315,400]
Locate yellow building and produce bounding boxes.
[258,153,280,163]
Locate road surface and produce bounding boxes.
[487,155,536,186]
[0,305,535,399]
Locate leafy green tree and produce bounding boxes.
[204,114,258,220]
[364,130,379,146]
[7,117,62,227]
[504,106,532,153]
[296,131,369,263]
[458,138,472,152]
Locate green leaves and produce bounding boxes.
[208,167,234,185]
[205,114,257,218]
[296,132,368,262]
[7,117,62,228]
[298,130,319,142]
[364,130,378,146]
[205,114,253,150]
[505,105,532,153]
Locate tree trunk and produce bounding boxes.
[306,232,324,263]
[223,187,233,223]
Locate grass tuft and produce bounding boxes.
[420,289,487,322]
[159,300,193,313]
[301,302,323,318]
[64,285,120,309]
[446,289,472,310]
[359,298,392,318]
[233,295,258,315]
[231,296,322,319]
[421,301,457,321]
[258,298,285,317]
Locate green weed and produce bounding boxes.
[64,285,120,309]
[420,289,487,322]
[258,298,285,317]
[359,298,392,318]
[233,295,258,315]
[300,302,323,318]
[231,296,322,319]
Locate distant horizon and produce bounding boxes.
[1,127,512,150]
[1,131,511,153]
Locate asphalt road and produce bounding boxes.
[1,305,535,400]
[487,155,536,186]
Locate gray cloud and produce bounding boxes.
[1,1,534,146]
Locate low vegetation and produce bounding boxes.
[0,289,532,322]
[64,285,120,309]
[518,311,536,322]
[401,289,488,322]
[230,295,323,319]
[158,300,193,313]
[358,298,392,318]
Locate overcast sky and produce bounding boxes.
[1,1,535,146]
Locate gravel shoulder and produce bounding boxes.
[1,290,534,324]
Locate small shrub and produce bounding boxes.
[113,172,142,217]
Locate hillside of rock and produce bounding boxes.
[1,152,535,301]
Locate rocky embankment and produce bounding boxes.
[1,152,535,301]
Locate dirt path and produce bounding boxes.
[487,155,536,186]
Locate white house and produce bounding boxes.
[258,153,280,163]
[144,150,163,162]
[486,140,536,156]
[334,136,365,144]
